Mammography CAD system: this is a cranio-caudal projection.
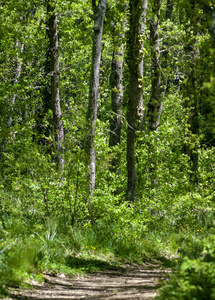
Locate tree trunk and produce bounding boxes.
[166,0,173,20]
[0,41,24,160]
[198,0,215,47]
[47,0,64,171]
[184,0,200,188]
[136,0,147,130]
[109,49,124,148]
[7,42,25,129]
[184,74,199,189]
[126,0,147,203]
[144,0,162,191]
[109,49,124,170]
[86,0,107,202]
[148,0,162,131]
[162,0,173,93]
[109,5,127,169]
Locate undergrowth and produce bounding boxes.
[0,214,159,295]
[0,192,214,298]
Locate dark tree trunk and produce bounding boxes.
[145,0,162,190]
[162,0,173,93]
[184,0,200,188]
[166,0,173,20]
[47,0,64,171]
[148,0,162,131]
[108,4,129,173]
[109,50,124,148]
[108,5,127,171]
[184,74,199,188]
[198,0,215,47]
[86,0,107,202]
[109,49,124,170]
[126,0,147,203]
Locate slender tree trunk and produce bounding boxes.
[166,0,173,20]
[109,49,124,170]
[47,0,64,171]
[137,0,147,130]
[145,0,162,191]
[0,41,24,159]
[184,0,200,188]
[86,0,107,202]
[198,0,215,48]
[7,42,25,128]
[162,0,173,93]
[109,6,127,170]
[184,73,199,188]
[126,0,147,203]
[109,48,124,148]
[148,0,162,131]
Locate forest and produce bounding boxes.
[0,0,215,298]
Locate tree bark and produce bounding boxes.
[109,48,124,171]
[109,4,128,170]
[109,48,124,148]
[7,42,25,129]
[86,0,107,201]
[144,0,162,191]
[147,0,162,131]
[198,0,215,47]
[162,0,173,93]
[184,0,200,188]
[165,0,173,20]
[136,0,147,130]
[126,0,147,203]
[184,77,199,189]
[0,41,24,160]
[47,0,64,171]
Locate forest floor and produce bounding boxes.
[4,262,170,300]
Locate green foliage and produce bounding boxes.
[1,0,215,297]
[157,237,215,300]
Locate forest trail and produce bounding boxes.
[7,263,169,300]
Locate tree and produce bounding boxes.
[182,0,203,188]
[109,5,127,149]
[46,0,64,171]
[161,0,173,93]
[86,0,107,203]
[108,3,128,173]
[198,0,215,48]
[0,41,24,159]
[126,0,147,203]
[147,0,162,132]
[0,2,36,160]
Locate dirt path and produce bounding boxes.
[7,263,169,300]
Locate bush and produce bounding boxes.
[157,238,215,300]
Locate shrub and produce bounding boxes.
[157,238,215,300]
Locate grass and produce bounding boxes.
[0,217,165,295]
[0,201,214,298]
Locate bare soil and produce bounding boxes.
[6,263,169,300]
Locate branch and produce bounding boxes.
[107,111,136,131]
